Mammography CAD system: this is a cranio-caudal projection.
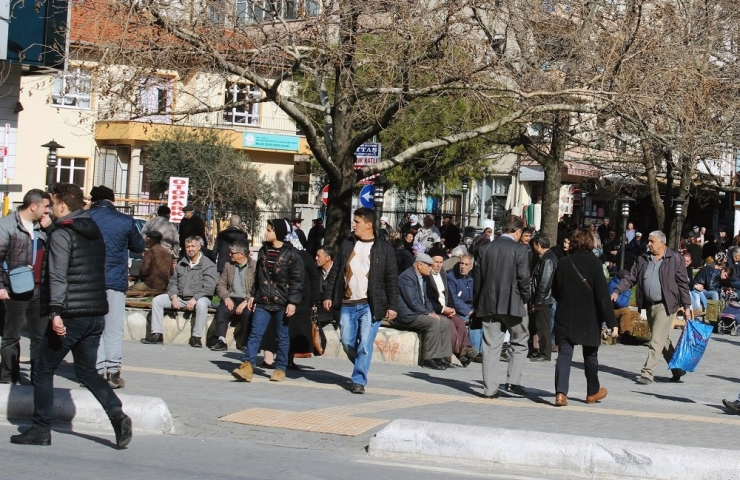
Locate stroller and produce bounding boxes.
[717,296,740,336]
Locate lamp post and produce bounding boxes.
[41,140,64,191]
[373,176,389,220]
[580,190,587,228]
[461,176,470,227]
[619,196,632,271]
[673,197,685,251]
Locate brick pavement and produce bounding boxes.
[21,328,740,453]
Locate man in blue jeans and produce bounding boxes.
[232,219,303,383]
[10,183,131,448]
[323,208,398,394]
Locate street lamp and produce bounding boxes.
[673,197,685,251]
[461,176,470,227]
[619,196,632,271]
[579,189,587,228]
[373,176,389,219]
[41,140,64,191]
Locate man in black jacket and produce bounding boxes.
[215,215,248,273]
[11,183,132,448]
[178,204,206,255]
[323,208,398,394]
[475,215,532,399]
[530,234,557,362]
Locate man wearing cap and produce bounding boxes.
[142,205,180,258]
[178,205,206,256]
[440,214,461,250]
[127,231,172,296]
[210,240,255,352]
[88,185,146,389]
[396,252,453,370]
[629,232,645,258]
[214,215,248,273]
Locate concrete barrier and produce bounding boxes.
[0,385,175,435]
[368,419,740,480]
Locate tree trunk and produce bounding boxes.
[323,155,356,248]
[540,158,562,242]
[642,140,665,230]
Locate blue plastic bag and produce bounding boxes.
[668,319,714,373]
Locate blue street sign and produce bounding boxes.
[359,184,375,208]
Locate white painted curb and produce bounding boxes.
[368,419,740,480]
[0,385,175,435]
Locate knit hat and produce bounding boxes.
[90,185,114,202]
[427,246,446,258]
[144,230,163,241]
[269,218,289,241]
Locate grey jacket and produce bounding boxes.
[0,210,50,291]
[167,253,217,300]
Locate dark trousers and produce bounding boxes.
[33,316,123,430]
[529,307,552,360]
[211,299,251,347]
[1,289,46,383]
[554,341,600,397]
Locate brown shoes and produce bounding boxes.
[232,361,254,382]
[555,393,568,407]
[586,387,607,404]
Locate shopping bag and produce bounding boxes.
[668,319,714,373]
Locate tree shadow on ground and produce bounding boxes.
[632,391,696,403]
[710,336,740,346]
[707,374,740,384]
[404,371,480,396]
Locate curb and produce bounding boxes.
[367,419,740,480]
[0,385,175,435]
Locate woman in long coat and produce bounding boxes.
[551,227,618,407]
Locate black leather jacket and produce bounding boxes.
[532,249,557,307]
[41,210,108,318]
[249,242,304,309]
[694,265,721,293]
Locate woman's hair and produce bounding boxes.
[570,227,595,253]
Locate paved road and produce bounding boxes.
[1,327,739,477]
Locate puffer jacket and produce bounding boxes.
[88,201,146,292]
[532,249,557,307]
[41,210,108,318]
[249,242,304,308]
[168,253,218,300]
[0,210,50,292]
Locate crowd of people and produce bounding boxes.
[5,182,740,447]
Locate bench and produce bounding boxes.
[123,303,424,366]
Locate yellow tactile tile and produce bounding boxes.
[219,408,388,436]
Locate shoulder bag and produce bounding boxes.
[5,233,37,296]
[567,255,593,292]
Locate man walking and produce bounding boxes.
[611,230,693,384]
[88,185,146,389]
[474,215,531,398]
[0,189,51,384]
[10,183,132,448]
[323,208,398,394]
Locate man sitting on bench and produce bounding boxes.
[141,236,217,347]
[128,231,172,297]
[209,240,255,352]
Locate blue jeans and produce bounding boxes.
[550,303,557,345]
[459,315,482,352]
[705,290,719,301]
[339,303,381,386]
[690,290,707,310]
[244,307,288,372]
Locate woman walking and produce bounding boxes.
[551,227,617,407]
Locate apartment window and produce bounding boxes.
[138,77,173,122]
[224,82,260,126]
[207,1,225,23]
[51,68,92,109]
[56,158,87,189]
[237,0,316,23]
[493,177,510,195]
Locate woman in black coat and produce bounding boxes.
[551,227,618,407]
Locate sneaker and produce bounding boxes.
[210,340,228,352]
[270,370,286,382]
[10,426,51,446]
[636,376,653,385]
[350,383,365,394]
[189,336,202,348]
[232,361,254,382]
[110,412,132,449]
[140,333,163,344]
[722,399,740,414]
[107,372,125,389]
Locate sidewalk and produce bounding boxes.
[5,329,740,472]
